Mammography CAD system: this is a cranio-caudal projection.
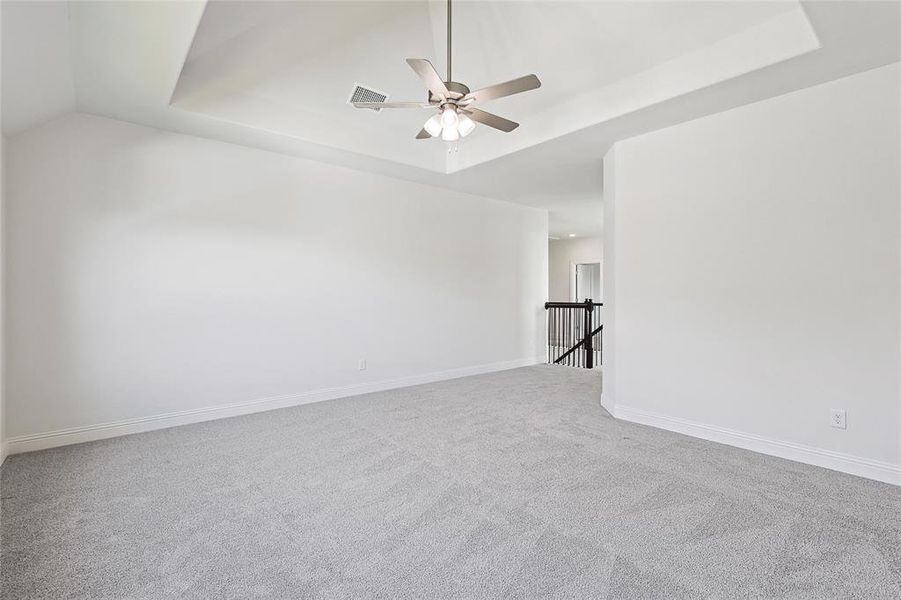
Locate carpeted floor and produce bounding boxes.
[1,365,899,599]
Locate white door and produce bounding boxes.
[574,262,601,302]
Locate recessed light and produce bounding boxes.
[568,233,576,238]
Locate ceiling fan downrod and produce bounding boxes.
[440,0,470,99]
[446,0,452,83]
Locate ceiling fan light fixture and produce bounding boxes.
[440,106,459,128]
[424,114,442,137]
[351,0,540,141]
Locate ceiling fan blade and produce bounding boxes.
[406,58,450,99]
[462,74,541,104]
[462,108,519,133]
[352,101,433,109]
[415,128,432,139]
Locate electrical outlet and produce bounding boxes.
[830,409,846,429]
[358,359,366,371]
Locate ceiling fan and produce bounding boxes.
[351,0,541,141]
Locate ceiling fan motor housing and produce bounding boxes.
[430,81,471,102]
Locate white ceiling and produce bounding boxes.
[173,1,807,173]
[2,1,900,237]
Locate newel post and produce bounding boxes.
[584,298,594,369]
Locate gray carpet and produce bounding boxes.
[1,365,899,599]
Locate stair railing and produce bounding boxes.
[544,299,602,368]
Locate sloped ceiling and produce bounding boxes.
[2,1,900,237]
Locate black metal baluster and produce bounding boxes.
[572,307,575,367]
[561,307,565,366]
[556,307,560,363]
[555,307,559,364]
[554,308,560,362]
[562,307,566,365]
[575,306,579,367]
[577,306,582,367]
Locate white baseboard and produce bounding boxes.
[5,356,544,457]
[614,405,900,486]
[0,441,8,467]
[599,391,614,416]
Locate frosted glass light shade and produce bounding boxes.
[440,107,459,128]
[458,114,475,137]
[423,114,442,137]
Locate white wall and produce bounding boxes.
[548,236,603,302]
[604,63,901,483]
[4,113,547,445]
[0,130,5,463]
[0,1,75,135]
[1,0,6,462]
[600,150,617,416]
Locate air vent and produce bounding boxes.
[348,84,389,112]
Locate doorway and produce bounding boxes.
[573,262,601,302]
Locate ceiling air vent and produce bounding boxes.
[348,84,389,112]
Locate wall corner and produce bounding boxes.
[600,143,617,415]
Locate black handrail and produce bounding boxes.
[545,301,603,308]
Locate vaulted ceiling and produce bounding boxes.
[3,1,900,237]
[174,0,810,173]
